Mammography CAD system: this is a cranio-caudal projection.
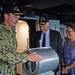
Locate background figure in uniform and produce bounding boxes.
[32,14,63,75]
[62,22,75,75]
[0,5,43,75]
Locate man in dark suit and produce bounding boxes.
[32,14,63,75]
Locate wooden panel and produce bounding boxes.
[16,20,29,53]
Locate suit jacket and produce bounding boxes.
[32,29,63,72]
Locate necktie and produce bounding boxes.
[42,33,46,47]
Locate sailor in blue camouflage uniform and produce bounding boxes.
[0,5,43,75]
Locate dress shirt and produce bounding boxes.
[41,29,50,47]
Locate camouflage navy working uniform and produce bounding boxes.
[0,23,28,75]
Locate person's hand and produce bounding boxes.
[62,66,68,74]
[28,52,43,62]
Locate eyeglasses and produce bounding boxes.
[65,30,75,33]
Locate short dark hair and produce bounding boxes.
[67,22,75,31]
